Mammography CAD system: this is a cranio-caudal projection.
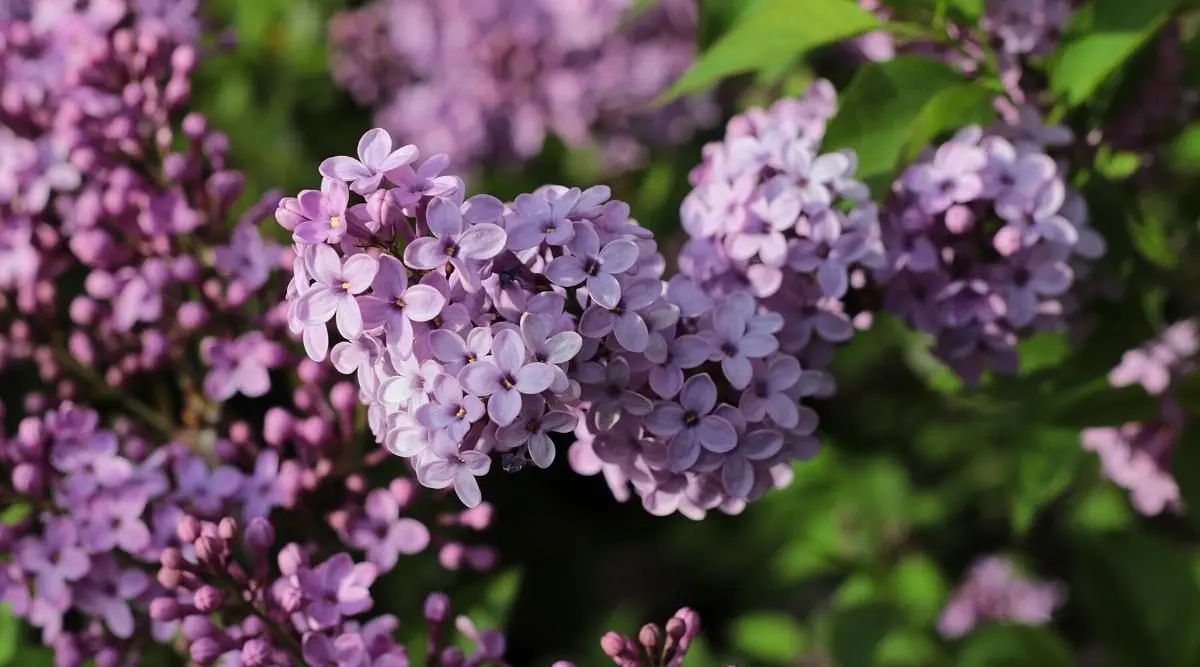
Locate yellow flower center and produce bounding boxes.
[340,281,350,290]
[329,215,342,228]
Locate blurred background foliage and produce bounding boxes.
[7,0,1200,665]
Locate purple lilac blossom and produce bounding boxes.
[281,127,828,518]
[1080,320,1197,515]
[938,555,1065,638]
[327,0,718,175]
[876,123,1106,384]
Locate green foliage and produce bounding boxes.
[0,606,16,666]
[822,57,975,195]
[1049,0,1182,106]
[663,0,880,100]
[730,612,806,662]
[954,626,1074,667]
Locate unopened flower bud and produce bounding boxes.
[638,623,662,654]
[424,592,451,624]
[149,598,181,621]
[217,517,238,541]
[244,518,275,554]
[178,515,201,543]
[193,586,224,613]
[190,638,225,666]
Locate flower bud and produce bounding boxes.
[217,517,238,541]
[193,586,224,613]
[244,518,275,554]
[424,592,451,624]
[637,623,662,654]
[190,638,225,666]
[194,536,223,564]
[149,598,181,622]
[177,515,201,543]
[241,638,271,667]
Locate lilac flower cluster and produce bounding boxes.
[599,608,703,667]
[327,0,718,174]
[677,80,882,367]
[281,127,828,517]
[854,0,1077,104]
[1081,320,1197,516]
[876,125,1106,384]
[938,555,1065,638]
[0,402,290,663]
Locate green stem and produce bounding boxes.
[51,347,177,439]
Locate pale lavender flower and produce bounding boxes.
[213,222,281,290]
[403,196,507,289]
[645,374,737,472]
[296,245,379,338]
[429,327,493,377]
[458,329,555,426]
[505,191,577,250]
[386,154,459,205]
[545,224,639,309]
[701,301,779,389]
[417,435,492,508]
[358,255,445,348]
[904,139,987,214]
[320,127,419,195]
[577,276,661,353]
[495,397,577,468]
[416,375,485,442]
[292,177,351,244]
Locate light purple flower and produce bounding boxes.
[738,354,807,428]
[577,277,662,353]
[303,632,369,667]
[505,191,577,250]
[358,254,445,348]
[320,128,419,194]
[578,357,654,430]
[496,397,577,468]
[403,197,507,290]
[348,489,431,572]
[644,374,738,471]
[520,313,582,390]
[386,154,459,205]
[789,209,872,298]
[298,553,378,630]
[418,434,493,508]
[904,139,986,214]
[701,301,779,389]
[429,327,493,377]
[458,329,555,426]
[645,330,713,399]
[213,222,280,290]
[416,375,485,442]
[297,245,379,338]
[200,332,277,401]
[545,224,639,309]
[292,177,351,244]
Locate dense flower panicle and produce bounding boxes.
[876,124,1106,384]
[1080,320,1197,515]
[327,0,717,174]
[0,402,295,663]
[938,555,1065,638]
[282,127,826,517]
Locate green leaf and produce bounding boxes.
[730,611,805,663]
[955,625,1073,667]
[464,569,523,632]
[1011,429,1087,535]
[1073,532,1200,667]
[898,83,997,167]
[1171,420,1200,525]
[1049,0,1181,107]
[1095,147,1143,180]
[950,0,985,21]
[1128,204,1179,268]
[0,606,16,666]
[662,0,880,100]
[829,603,899,667]
[1164,123,1200,175]
[1017,333,1072,376]
[1048,382,1160,429]
[0,504,31,526]
[888,555,947,623]
[823,57,966,195]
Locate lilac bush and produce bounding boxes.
[2,0,1198,664]
[327,0,718,174]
